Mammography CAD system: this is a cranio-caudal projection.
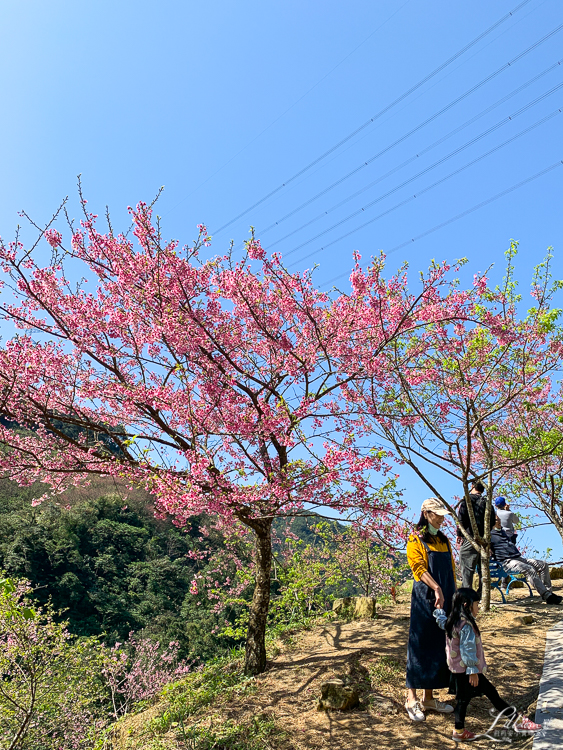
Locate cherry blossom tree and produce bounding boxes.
[347,244,563,608]
[0,578,105,750]
[0,195,485,673]
[101,634,191,720]
[488,393,563,543]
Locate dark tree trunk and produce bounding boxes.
[480,544,491,611]
[244,518,273,676]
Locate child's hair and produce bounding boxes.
[415,512,449,546]
[445,587,481,639]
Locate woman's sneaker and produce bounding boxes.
[422,698,454,713]
[514,716,542,733]
[405,700,426,722]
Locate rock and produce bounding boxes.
[512,614,534,626]
[332,597,352,615]
[370,696,399,715]
[317,679,360,711]
[353,596,376,619]
[346,658,370,682]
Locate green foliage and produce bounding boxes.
[366,655,403,687]
[174,716,286,750]
[3,480,399,669]
[220,519,407,646]
[127,715,287,750]
[138,656,257,744]
[0,579,106,750]
[0,482,247,663]
[0,577,35,620]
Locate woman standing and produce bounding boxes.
[405,498,456,722]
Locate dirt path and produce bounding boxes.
[223,581,563,749]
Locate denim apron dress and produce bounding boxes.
[406,537,455,689]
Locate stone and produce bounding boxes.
[370,696,399,715]
[513,614,534,626]
[353,596,376,619]
[332,597,352,615]
[317,679,360,711]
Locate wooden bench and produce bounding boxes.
[489,559,533,603]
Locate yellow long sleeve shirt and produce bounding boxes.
[407,532,456,582]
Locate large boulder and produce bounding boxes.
[317,679,360,711]
[353,596,376,619]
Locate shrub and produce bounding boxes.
[0,576,105,750]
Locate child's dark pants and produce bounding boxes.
[454,673,515,730]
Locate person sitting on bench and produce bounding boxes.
[490,517,562,605]
[494,497,518,543]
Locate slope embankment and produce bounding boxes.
[113,580,563,750]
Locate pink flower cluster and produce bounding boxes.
[44,228,62,247]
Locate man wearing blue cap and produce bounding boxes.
[494,497,518,544]
[490,516,562,605]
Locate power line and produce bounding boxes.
[261,22,563,244]
[270,0,551,208]
[319,159,563,290]
[163,0,413,218]
[265,57,562,252]
[287,107,562,269]
[386,161,563,255]
[211,0,536,236]
[283,87,563,260]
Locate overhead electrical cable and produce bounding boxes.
[272,0,552,204]
[319,160,563,290]
[386,161,563,254]
[286,106,562,269]
[265,58,562,251]
[258,23,563,245]
[283,85,563,259]
[163,0,412,217]
[211,0,536,236]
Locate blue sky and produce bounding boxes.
[0,0,562,555]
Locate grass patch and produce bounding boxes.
[148,657,256,735]
[112,653,294,749]
[366,655,403,686]
[140,715,288,750]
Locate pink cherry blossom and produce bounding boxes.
[0,199,497,673]
[44,228,62,247]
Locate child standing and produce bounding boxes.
[434,588,542,741]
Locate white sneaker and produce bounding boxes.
[405,700,426,722]
[422,698,454,713]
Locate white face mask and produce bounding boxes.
[428,522,439,535]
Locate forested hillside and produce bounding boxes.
[0,479,362,663]
[0,479,246,661]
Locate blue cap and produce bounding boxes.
[494,497,507,508]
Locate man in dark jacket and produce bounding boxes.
[490,517,562,604]
[456,480,496,594]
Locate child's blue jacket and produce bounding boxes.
[434,608,480,675]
